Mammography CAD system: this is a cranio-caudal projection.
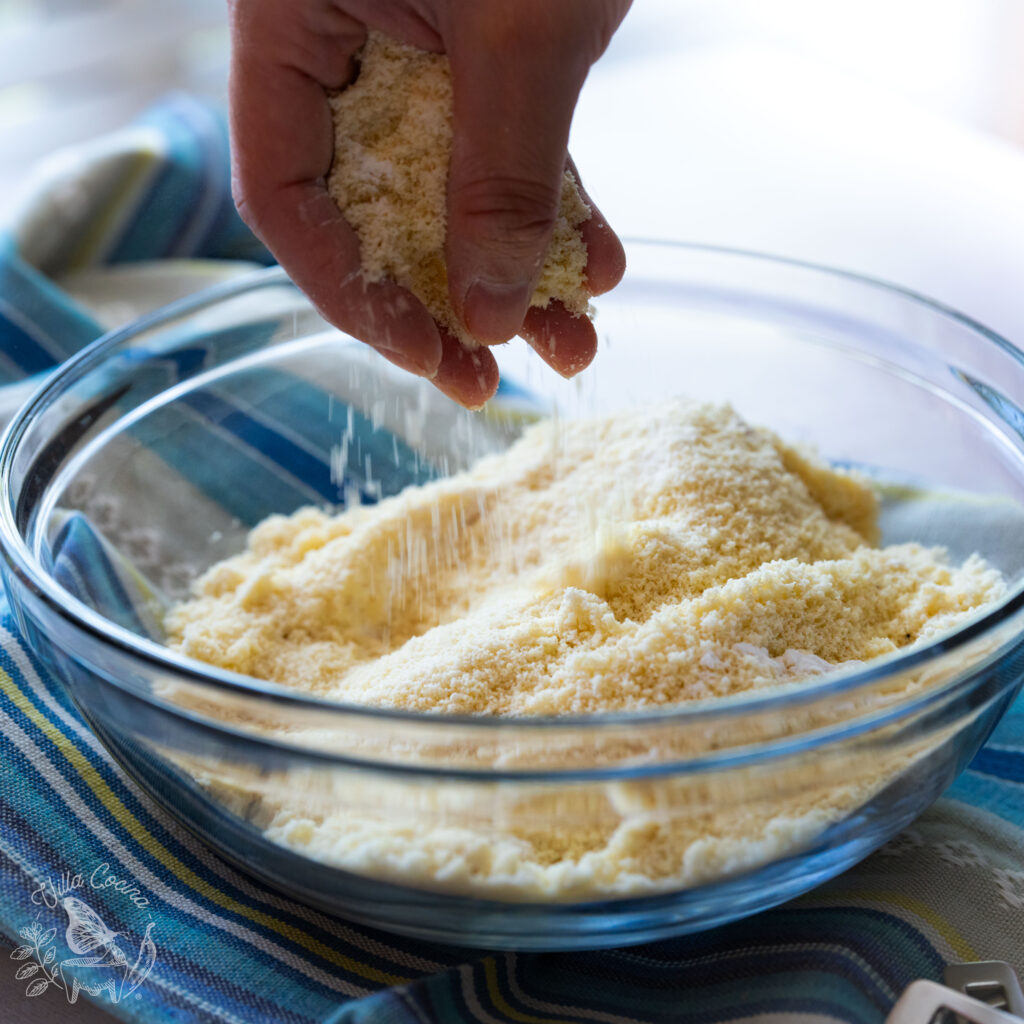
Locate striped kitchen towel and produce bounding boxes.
[1,95,1024,1024]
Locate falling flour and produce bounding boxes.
[165,400,1005,898]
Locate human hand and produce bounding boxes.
[228,0,630,408]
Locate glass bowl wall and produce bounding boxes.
[3,243,1024,949]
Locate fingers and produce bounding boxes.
[511,158,618,380]
[444,5,596,345]
[430,333,500,409]
[566,157,626,297]
[431,300,596,408]
[228,0,442,376]
[520,303,597,378]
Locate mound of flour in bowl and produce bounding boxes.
[164,399,1005,898]
[167,399,1002,713]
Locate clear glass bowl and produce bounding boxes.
[4,241,1024,950]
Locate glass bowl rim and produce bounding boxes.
[3,239,1024,733]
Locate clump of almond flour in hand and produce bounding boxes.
[326,30,592,348]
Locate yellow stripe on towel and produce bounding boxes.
[0,667,410,987]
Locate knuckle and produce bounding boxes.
[462,0,614,65]
[466,5,540,51]
[455,174,559,248]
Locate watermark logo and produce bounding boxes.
[11,864,156,1004]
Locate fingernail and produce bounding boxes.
[462,277,532,343]
[375,346,439,378]
[371,322,442,377]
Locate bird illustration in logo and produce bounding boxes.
[58,897,156,1004]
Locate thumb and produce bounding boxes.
[445,12,592,344]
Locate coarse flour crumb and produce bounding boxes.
[165,400,1005,898]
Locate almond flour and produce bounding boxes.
[165,400,1005,899]
[326,30,592,347]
